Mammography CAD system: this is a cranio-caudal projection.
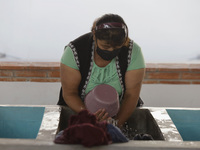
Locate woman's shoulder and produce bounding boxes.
[61,46,79,70]
[132,41,141,51]
[127,41,145,70]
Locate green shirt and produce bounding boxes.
[61,42,145,96]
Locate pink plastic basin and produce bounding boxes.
[84,84,119,117]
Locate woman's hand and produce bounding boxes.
[94,109,110,122]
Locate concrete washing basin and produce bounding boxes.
[56,107,164,140]
[122,109,164,140]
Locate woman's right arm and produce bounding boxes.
[60,63,86,113]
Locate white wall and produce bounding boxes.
[0,82,200,108]
[140,84,200,108]
[0,0,200,63]
[0,82,61,105]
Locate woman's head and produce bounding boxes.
[92,14,128,48]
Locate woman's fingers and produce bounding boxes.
[94,109,103,120]
[94,109,102,116]
[99,112,109,122]
[94,109,109,121]
[97,109,106,121]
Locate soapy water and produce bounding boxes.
[107,118,119,127]
[122,122,138,139]
[107,118,137,139]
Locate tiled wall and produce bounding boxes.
[0,62,200,84]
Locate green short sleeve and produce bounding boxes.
[60,46,79,70]
[127,42,146,71]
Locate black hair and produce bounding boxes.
[93,14,128,47]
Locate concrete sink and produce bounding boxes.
[56,107,164,140]
[122,108,164,140]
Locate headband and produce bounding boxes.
[95,22,126,30]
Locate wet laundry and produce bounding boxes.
[54,110,153,147]
[54,110,112,147]
[107,123,129,143]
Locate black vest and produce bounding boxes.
[58,32,143,106]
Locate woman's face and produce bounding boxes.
[96,39,123,51]
[95,39,124,61]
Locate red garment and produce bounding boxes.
[54,110,112,147]
[69,109,97,125]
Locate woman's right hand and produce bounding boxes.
[94,109,110,122]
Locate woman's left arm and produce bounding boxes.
[115,68,145,128]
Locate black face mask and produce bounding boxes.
[96,46,121,61]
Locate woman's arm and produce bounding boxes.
[115,68,145,127]
[60,63,86,113]
[61,63,110,121]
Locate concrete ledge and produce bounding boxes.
[0,139,200,150]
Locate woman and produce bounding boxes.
[58,14,145,128]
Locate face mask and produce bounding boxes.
[96,46,121,61]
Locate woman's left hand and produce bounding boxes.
[94,109,110,122]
